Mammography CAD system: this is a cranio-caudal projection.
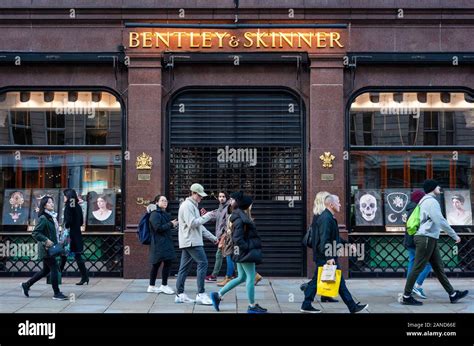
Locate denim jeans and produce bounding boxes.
[407,247,432,286]
[225,255,235,277]
[301,259,357,312]
[176,246,208,294]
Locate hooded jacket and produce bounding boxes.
[416,194,459,240]
[230,209,262,264]
[147,204,176,264]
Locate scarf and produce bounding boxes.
[44,209,60,240]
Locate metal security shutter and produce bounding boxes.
[167,88,305,276]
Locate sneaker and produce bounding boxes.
[450,290,469,304]
[401,295,423,306]
[210,292,221,311]
[21,283,30,298]
[175,293,195,304]
[412,286,427,299]
[52,292,68,301]
[196,293,213,305]
[158,285,175,295]
[205,275,217,282]
[351,303,369,313]
[300,305,321,313]
[254,304,268,313]
[147,285,161,293]
[248,305,267,314]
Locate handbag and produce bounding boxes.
[47,243,65,257]
[302,225,312,248]
[320,264,337,282]
[316,266,342,298]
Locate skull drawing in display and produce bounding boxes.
[359,193,377,222]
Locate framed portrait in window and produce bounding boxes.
[444,190,472,226]
[384,189,411,226]
[86,190,116,226]
[355,189,384,226]
[29,189,60,227]
[2,189,31,226]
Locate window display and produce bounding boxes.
[444,190,472,226]
[2,189,31,225]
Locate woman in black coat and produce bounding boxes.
[147,195,177,295]
[60,189,89,285]
[209,195,267,314]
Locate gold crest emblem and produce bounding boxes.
[319,152,335,169]
[136,152,152,170]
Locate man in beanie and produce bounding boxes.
[175,183,218,305]
[402,179,469,305]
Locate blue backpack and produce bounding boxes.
[137,212,152,245]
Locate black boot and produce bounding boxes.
[75,256,89,285]
[21,282,30,297]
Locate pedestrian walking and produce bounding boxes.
[210,194,267,313]
[147,195,177,295]
[175,183,218,305]
[300,194,368,313]
[21,196,68,300]
[59,189,89,286]
[401,180,469,305]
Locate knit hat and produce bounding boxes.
[423,179,439,194]
[230,191,244,201]
[410,190,425,204]
[237,196,253,210]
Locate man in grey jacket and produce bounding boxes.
[402,179,469,306]
[175,183,218,305]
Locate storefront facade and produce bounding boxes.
[0,1,473,278]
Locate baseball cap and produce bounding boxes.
[190,183,208,197]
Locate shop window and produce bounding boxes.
[0,90,123,233]
[349,91,474,233]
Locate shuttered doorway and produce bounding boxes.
[166,88,305,276]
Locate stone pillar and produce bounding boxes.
[123,54,163,279]
[306,54,348,278]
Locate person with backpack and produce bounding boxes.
[401,179,469,306]
[146,195,177,295]
[21,196,68,300]
[175,183,218,305]
[300,190,338,303]
[404,190,432,299]
[210,194,267,313]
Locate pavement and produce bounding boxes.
[0,277,473,313]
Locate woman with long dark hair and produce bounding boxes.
[60,188,89,285]
[21,196,68,300]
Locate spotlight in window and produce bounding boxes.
[440,92,451,103]
[44,91,54,103]
[417,92,427,103]
[464,94,474,103]
[20,92,30,102]
[393,92,403,103]
[92,92,102,103]
[369,92,379,103]
[68,91,78,102]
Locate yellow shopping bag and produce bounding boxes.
[316,266,341,298]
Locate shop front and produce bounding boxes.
[0,2,473,279]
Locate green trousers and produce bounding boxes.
[404,235,454,296]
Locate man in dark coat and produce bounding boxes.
[301,194,368,313]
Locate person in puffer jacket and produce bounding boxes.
[209,194,267,314]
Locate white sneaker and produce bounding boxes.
[147,285,161,293]
[158,285,175,295]
[195,293,213,305]
[175,293,195,304]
